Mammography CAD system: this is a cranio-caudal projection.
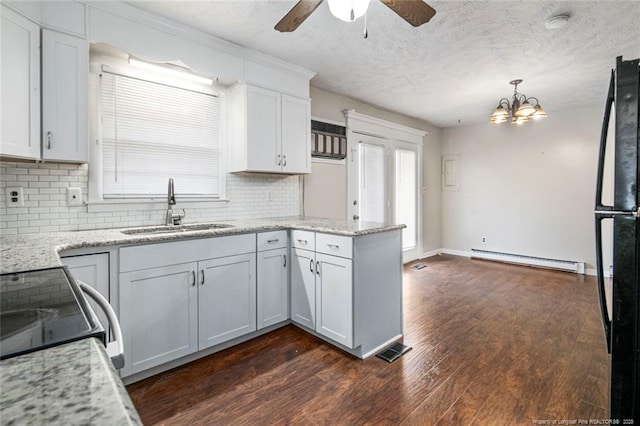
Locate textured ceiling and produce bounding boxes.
[126,0,640,128]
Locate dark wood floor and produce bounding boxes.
[127,255,609,425]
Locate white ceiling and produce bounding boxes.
[126,0,640,128]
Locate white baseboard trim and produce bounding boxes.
[419,249,441,259]
[439,248,472,258]
[585,268,611,278]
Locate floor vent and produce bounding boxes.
[376,342,412,363]
[470,249,585,274]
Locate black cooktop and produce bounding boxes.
[0,267,106,360]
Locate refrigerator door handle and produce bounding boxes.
[595,69,616,212]
[595,212,613,354]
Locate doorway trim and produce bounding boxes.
[345,110,426,263]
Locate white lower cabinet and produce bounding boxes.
[119,234,256,377]
[120,262,198,375]
[290,231,354,349]
[257,247,289,329]
[316,253,353,348]
[291,247,316,329]
[62,253,111,339]
[199,254,256,349]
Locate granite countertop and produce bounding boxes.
[0,216,404,273]
[0,338,142,425]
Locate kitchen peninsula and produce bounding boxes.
[1,217,404,385]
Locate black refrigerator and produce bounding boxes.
[595,55,640,421]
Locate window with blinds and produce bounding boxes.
[100,71,222,198]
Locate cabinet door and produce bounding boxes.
[291,248,316,329]
[281,94,311,174]
[119,262,198,376]
[41,29,88,162]
[198,253,256,350]
[62,253,110,340]
[257,248,289,329]
[246,85,281,172]
[316,253,353,348]
[0,6,40,159]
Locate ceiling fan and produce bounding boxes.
[275,0,436,32]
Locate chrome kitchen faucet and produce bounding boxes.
[165,178,185,225]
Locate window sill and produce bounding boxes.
[86,198,229,213]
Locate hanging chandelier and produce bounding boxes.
[490,79,548,125]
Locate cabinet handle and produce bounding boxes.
[201,269,205,286]
[191,270,196,287]
[283,155,287,167]
[267,239,279,244]
[283,254,287,268]
[298,239,308,245]
[310,259,314,273]
[316,261,320,276]
[277,154,281,166]
[327,243,340,250]
[47,131,52,150]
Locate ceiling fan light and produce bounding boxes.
[532,105,548,120]
[328,0,370,22]
[513,116,529,125]
[516,101,536,117]
[490,115,507,124]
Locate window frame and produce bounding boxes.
[87,53,228,206]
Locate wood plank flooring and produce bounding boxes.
[126,255,610,425]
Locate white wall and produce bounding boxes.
[441,104,610,271]
[307,86,442,254]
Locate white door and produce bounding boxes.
[41,29,88,162]
[0,5,40,159]
[63,253,110,339]
[119,262,198,376]
[315,253,353,348]
[246,85,281,172]
[393,141,421,262]
[281,94,311,174]
[348,133,422,262]
[198,253,256,350]
[350,133,389,222]
[257,247,289,329]
[290,248,316,329]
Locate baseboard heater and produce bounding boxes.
[470,249,586,274]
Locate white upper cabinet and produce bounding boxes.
[281,94,311,174]
[42,29,88,162]
[229,84,311,174]
[0,5,88,163]
[0,5,40,160]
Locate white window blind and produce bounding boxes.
[100,71,221,198]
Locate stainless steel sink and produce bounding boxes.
[121,223,235,235]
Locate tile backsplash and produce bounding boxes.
[0,161,301,236]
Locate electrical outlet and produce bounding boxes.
[482,236,486,243]
[5,187,24,207]
[66,187,83,206]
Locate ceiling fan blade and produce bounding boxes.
[379,0,436,27]
[275,0,324,32]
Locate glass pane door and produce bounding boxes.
[359,142,388,222]
[395,148,417,250]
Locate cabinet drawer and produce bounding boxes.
[316,233,353,259]
[257,230,288,251]
[291,230,315,250]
